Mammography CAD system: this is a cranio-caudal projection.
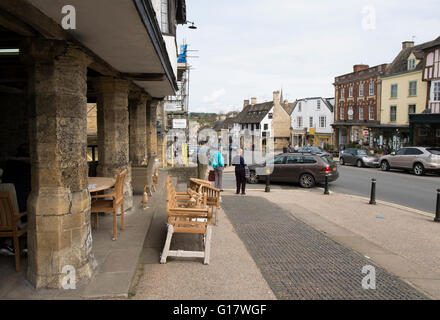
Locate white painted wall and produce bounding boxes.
[290,98,334,134]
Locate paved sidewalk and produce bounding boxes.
[131,177,275,300]
[254,188,440,298]
[221,192,428,300]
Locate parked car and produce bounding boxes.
[297,146,331,157]
[339,148,379,168]
[379,147,440,176]
[247,153,339,188]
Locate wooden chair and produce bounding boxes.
[91,169,127,241]
[189,178,221,225]
[161,176,212,264]
[0,191,27,272]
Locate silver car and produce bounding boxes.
[379,147,440,176]
[339,148,379,168]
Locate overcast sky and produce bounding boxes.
[177,0,440,113]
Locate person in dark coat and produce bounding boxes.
[232,148,246,195]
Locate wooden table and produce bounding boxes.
[88,177,115,193]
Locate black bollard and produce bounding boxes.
[435,189,440,222]
[265,169,271,193]
[369,178,376,205]
[324,174,329,195]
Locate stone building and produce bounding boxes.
[236,91,291,155]
[332,64,388,149]
[380,41,429,149]
[410,36,440,146]
[0,0,186,289]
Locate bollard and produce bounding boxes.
[369,178,376,205]
[435,189,440,222]
[265,169,271,193]
[324,174,329,195]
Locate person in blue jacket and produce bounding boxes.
[211,147,225,191]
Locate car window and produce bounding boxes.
[311,147,322,153]
[357,149,367,155]
[321,155,335,165]
[396,149,406,155]
[404,148,423,155]
[267,155,284,165]
[274,156,285,164]
[427,148,440,155]
[302,156,318,164]
[286,155,302,164]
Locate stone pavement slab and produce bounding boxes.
[221,194,428,300]
[131,175,275,300]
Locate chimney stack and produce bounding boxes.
[353,64,369,73]
[402,41,414,50]
[251,97,257,105]
[273,91,280,103]
[243,99,250,109]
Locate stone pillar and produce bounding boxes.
[129,92,149,166]
[145,99,160,180]
[94,77,133,210]
[146,99,159,159]
[129,92,149,194]
[22,39,95,289]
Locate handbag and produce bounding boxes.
[245,166,250,179]
[208,170,215,182]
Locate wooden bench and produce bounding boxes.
[161,176,213,265]
[189,178,221,225]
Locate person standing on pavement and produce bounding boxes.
[211,146,225,191]
[232,149,246,195]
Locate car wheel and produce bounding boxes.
[299,173,315,188]
[339,157,345,165]
[248,171,259,184]
[413,163,425,176]
[381,160,390,171]
[356,159,363,168]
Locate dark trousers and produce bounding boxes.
[235,170,246,194]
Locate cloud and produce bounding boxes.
[202,89,226,103]
[179,0,440,114]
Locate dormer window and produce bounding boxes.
[408,59,416,71]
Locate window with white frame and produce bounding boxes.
[369,104,374,120]
[349,86,353,98]
[391,84,398,98]
[390,106,397,122]
[341,88,345,99]
[359,106,364,120]
[408,104,416,121]
[309,117,313,128]
[408,59,416,70]
[359,84,364,97]
[297,117,303,128]
[340,106,345,120]
[369,82,374,96]
[160,0,169,34]
[319,116,326,128]
[348,106,353,120]
[433,81,440,102]
[409,81,417,97]
[317,100,321,110]
[298,102,302,112]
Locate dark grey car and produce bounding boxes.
[247,153,339,188]
[339,148,379,168]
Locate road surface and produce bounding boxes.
[222,165,440,213]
